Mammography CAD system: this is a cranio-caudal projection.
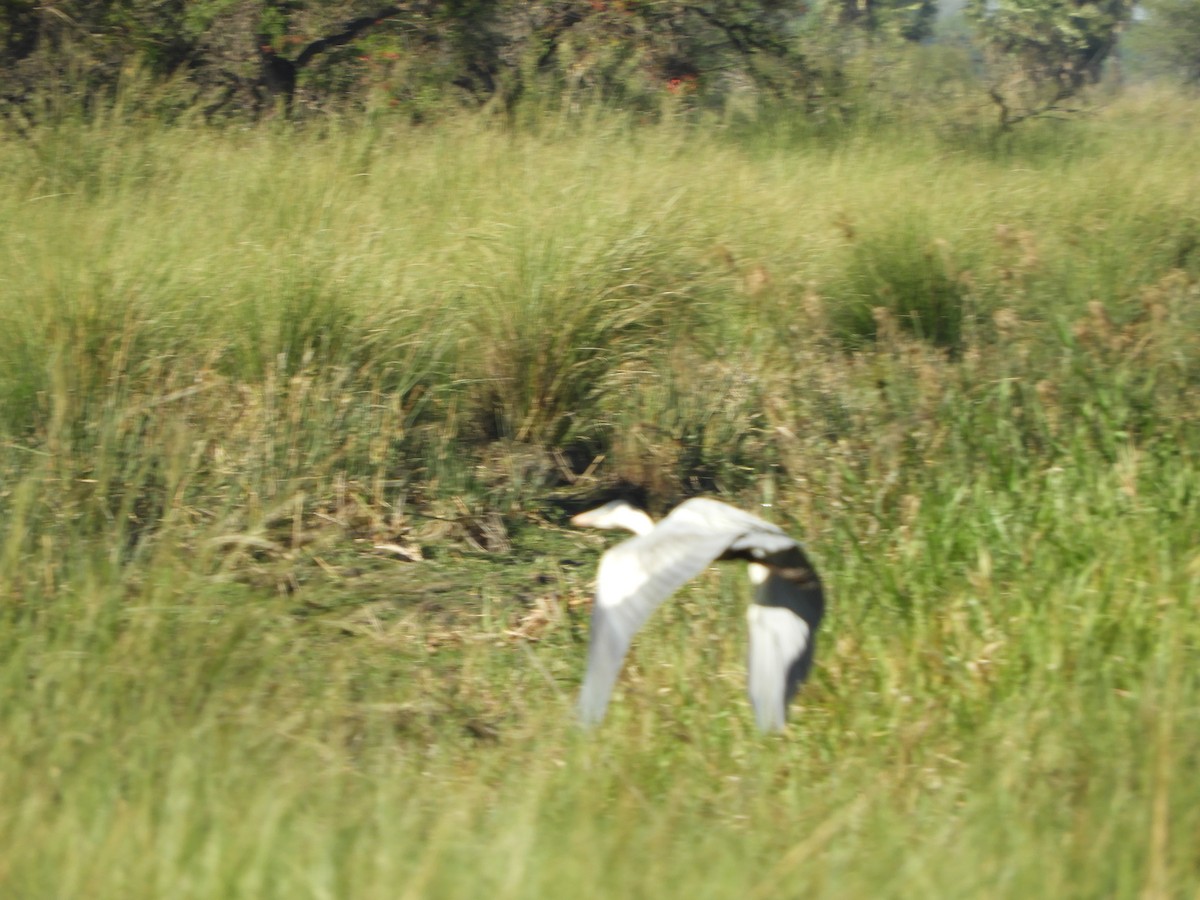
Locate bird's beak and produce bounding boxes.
[569,511,594,528]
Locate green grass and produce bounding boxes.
[1,90,1199,897]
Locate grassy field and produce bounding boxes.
[1,90,1199,898]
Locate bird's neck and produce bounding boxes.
[616,507,656,536]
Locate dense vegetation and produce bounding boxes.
[1,3,1199,896]
[1,0,1173,127]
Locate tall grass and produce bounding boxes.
[1,89,1198,897]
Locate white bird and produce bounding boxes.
[571,497,824,732]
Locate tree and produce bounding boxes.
[966,0,1135,130]
[1129,0,1200,85]
[0,0,918,124]
[0,1,438,120]
[830,0,939,42]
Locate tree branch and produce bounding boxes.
[294,6,406,69]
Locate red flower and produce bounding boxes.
[667,73,698,93]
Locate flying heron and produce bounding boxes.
[571,497,825,732]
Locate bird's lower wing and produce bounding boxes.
[745,544,824,731]
[746,603,813,732]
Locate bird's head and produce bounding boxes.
[570,500,655,536]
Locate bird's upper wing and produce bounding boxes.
[577,518,741,726]
[669,497,789,539]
